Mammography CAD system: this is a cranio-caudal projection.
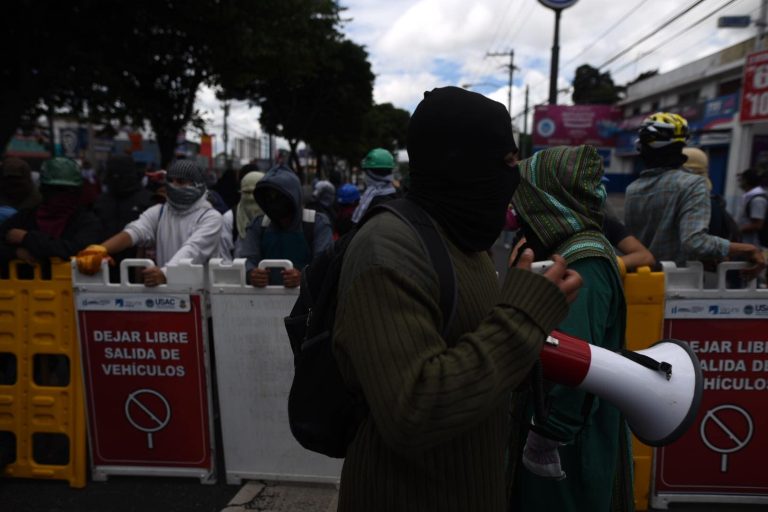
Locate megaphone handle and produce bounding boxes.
[531,360,550,425]
[619,349,672,380]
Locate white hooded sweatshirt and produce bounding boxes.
[123,195,223,271]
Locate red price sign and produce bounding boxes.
[740,49,768,123]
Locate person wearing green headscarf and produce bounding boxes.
[509,145,634,512]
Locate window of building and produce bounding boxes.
[718,78,741,96]
[678,89,700,106]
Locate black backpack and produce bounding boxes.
[745,193,768,246]
[283,198,457,458]
[709,194,742,243]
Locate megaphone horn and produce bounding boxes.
[539,330,703,447]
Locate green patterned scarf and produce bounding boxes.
[513,145,617,269]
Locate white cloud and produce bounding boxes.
[373,71,444,109]
[195,0,764,144]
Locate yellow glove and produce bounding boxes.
[75,245,113,275]
[616,255,627,279]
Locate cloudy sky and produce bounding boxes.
[196,0,763,154]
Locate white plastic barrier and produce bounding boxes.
[72,259,216,483]
[651,261,768,509]
[208,258,342,485]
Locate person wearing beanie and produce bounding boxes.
[1,157,102,265]
[236,164,333,287]
[508,145,632,511]
[331,86,582,512]
[220,170,265,258]
[351,148,399,223]
[75,159,223,286]
[625,112,764,278]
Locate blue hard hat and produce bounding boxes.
[337,183,360,205]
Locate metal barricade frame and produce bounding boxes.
[207,258,342,485]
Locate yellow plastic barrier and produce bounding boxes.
[623,266,666,511]
[0,260,86,488]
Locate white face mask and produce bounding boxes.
[166,182,205,209]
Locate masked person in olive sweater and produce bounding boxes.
[332,86,582,512]
[75,160,222,286]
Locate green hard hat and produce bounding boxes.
[40,157,83,187]
[362,148,395,169]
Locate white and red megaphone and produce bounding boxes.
[540,330,703,446]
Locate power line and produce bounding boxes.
[561,0,651,68]
[608,0,741,77]
[597,0,708,70]
[472,0,529,85]
[522,0,710,104]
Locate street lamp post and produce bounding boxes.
[538,0,578,105]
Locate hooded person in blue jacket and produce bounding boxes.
[236,165,333,287]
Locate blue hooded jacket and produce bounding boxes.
[236,165,333,283]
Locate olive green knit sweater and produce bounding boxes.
[333,212,569,512]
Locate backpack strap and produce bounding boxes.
[365,198,457,339]
[302,209,316,256]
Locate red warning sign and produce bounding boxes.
[656,318,768,495]
[78,294,212,469]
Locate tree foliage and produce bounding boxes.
[626,69,660,87]
[249,38,375,178]
[0,0,348,166]
[571,64,624,105]
[360,103,411,154]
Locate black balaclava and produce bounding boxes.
[105,155,141,197]
[406,86,520,252]
[639,141,687,169]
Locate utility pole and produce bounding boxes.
[222,101,230,168]
[486,49,518,115]
[522,85,530,157]
[758,0,768,50]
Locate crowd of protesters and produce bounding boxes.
[0,149,405,288]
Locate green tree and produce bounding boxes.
[252,38,375,180]
[1,0,345,166]
[626,69,659,87]
[360,103,411,154]
[571,64,624,105]
[0,1,133,153]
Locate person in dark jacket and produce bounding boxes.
[95,155,152,239]
[306,179,337,226]
[236,164,333,287]
[93,155,153,277]
[334,183,360,237]
[0,157,41,218]
[0,157,102,264]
